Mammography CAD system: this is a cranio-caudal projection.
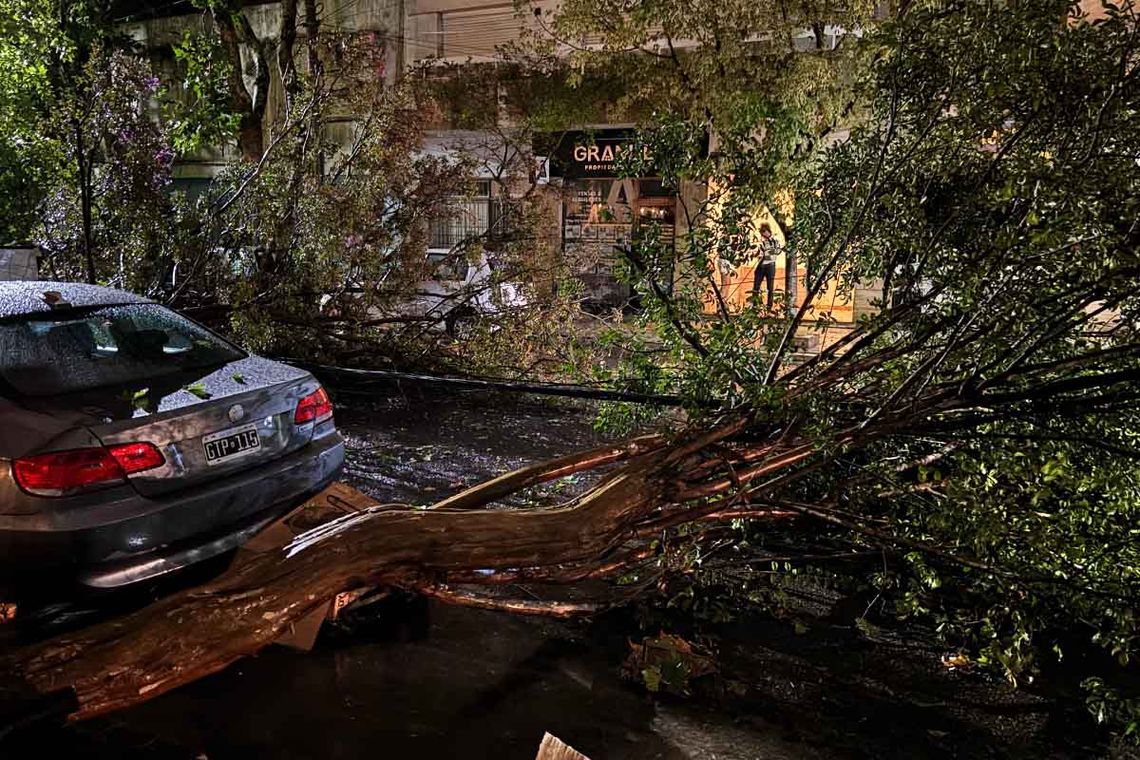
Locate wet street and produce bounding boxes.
[1,392,1103,759]
[335,389,611,507]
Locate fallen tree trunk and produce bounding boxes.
[0,390,971,721]
[6,423,773,721]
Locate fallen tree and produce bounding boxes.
[5,335,1134,718]
[5,0,1140,739]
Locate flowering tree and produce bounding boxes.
[151,8,581,372]
[0,1,175,283]
[40,48,176,286]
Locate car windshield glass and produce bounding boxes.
[0,303,245,396]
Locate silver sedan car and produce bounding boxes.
[0,282,344,593]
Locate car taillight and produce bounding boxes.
[294,387,334,425]
[107,442,166,475]
[12,443,164,497]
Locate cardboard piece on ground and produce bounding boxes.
[535,733,591,760]
[236,482,378,651]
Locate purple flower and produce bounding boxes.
[143,75,161,93]
[154,145,175,166]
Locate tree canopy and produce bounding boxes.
[531,0,1140,738]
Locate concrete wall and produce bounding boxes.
[0,248,40,281]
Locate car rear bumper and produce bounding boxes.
[0,432,345,590]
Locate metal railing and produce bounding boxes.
[429,197,522,251]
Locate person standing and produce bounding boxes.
[751,223,781,310]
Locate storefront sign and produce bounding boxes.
[547,129,643,179]
[542,127,708,180]
[569,141,648,175]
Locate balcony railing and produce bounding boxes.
[429,185,524,251]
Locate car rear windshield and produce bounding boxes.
[0,303,245,396]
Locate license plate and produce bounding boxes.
[202,423,261,465]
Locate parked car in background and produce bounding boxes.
[371,251,530,336]
[0,282,344,595]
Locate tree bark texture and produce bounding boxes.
[73,119,96,285]
[213,5,269,161]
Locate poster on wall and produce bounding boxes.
[562,178,636,286]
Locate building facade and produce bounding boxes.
[121,0,917,347]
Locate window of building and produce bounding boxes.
[429,179,494,252]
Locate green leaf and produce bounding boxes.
[120,387,151,412]
[184,382,212,399]
[641,666,662,693]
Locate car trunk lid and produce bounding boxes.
[18,357,320,498]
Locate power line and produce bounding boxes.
[289,360,687,406]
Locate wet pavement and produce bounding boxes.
[335,390,610,507]
[0,391,1111,759]
[49,601,820,760]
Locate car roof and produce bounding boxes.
[0,281,152,319]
